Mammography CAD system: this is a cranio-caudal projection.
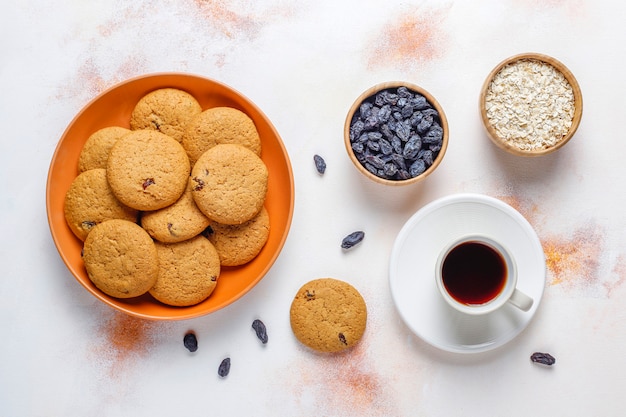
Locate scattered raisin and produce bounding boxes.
[252,319,268,344]
[341,231,365,249]
[183,332,198,352]
[338,332,347,345]
[218,357,231,377]
[305,290,316,301]
[210,275,217,282]
[142,178,155,190]
[167,222,176,236]
[313,154,326,174]
[530,352,555,366]
[192,177,205,191]
[81,220,97,230]
[201,225,214,237]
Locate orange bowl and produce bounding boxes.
[46,73,294,320]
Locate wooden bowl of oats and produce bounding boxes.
[479,53,583,156]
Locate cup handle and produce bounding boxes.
[508,288,533,312]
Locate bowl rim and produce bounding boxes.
[479,52,583,157]
[46,72,295,320]
[344,81,449,186]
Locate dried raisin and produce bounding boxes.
[530,352,555,366]
[252,319,268,344]
[218,357,231,377]
[192,177,205,191]
[183,332,198,352]
[341,231,365,249]
[142,178,155,190]
[313,154,326,174]
[81,220,97,230]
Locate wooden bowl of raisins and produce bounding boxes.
[344,81,449,186]
[479,52,583,156]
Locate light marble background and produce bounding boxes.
[2,0,625,416]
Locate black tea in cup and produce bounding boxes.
[441,241,507,305]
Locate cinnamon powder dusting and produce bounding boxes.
[290,340,396,416]
[193,0,262,39]
[368,8,449,70]
[605,254,626,298]
[541,225,603,290]
[94,311,162,376]
[496,194,539,222]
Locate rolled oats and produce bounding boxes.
[484,59,575,151]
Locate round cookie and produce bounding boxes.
[107,130,190,211]
[78,126,130,172]
[289,278,367,353]
[149,235,220,307]
[181,107,261,166]
[141,182,210,243]
[129,88,202,143]
[204,206,270,266]
[82,219,159,299]
[191,144,268,225]
[64,168,138,241]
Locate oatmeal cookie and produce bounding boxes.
[289,278,367,352]
[64,168,138,241]
[204,206,270,266]
[150,235,220,307]
[107,130,190,211]
[129,88,202,143]
[82,219,159,298]
[182,106,261,166]
[190,144,267,225]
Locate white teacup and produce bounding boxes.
[435,235,533,315]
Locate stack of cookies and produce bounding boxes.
[64,88,271,306]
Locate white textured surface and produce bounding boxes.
[2,1,626,416]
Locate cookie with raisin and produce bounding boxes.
[82,219,158,298]
[141,182,210,243]
[149,235,220,307]
[191,144,267,225]
[204,206,270,266]
[107,130,190,211]
[64,168,138,241]
[181,106,261,167]
[78,126,130,172]
[129,88,202,143]
[289,278,367,353]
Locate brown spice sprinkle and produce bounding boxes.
[542,225,602,289]
[93,311,164,378]
[368,8,448,70]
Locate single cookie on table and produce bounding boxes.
[150,235,220,307]
[82,219,159,299]
[204,206,270,266]
[64,168,138,241]
[129,88,202,143]
[289,278,367,353]
[78,126,130,172]
[141,182,210,243]
[181,106,261,166]
[107,130,190,211]
[191,144,268,225]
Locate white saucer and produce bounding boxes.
[389,193,545,354]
